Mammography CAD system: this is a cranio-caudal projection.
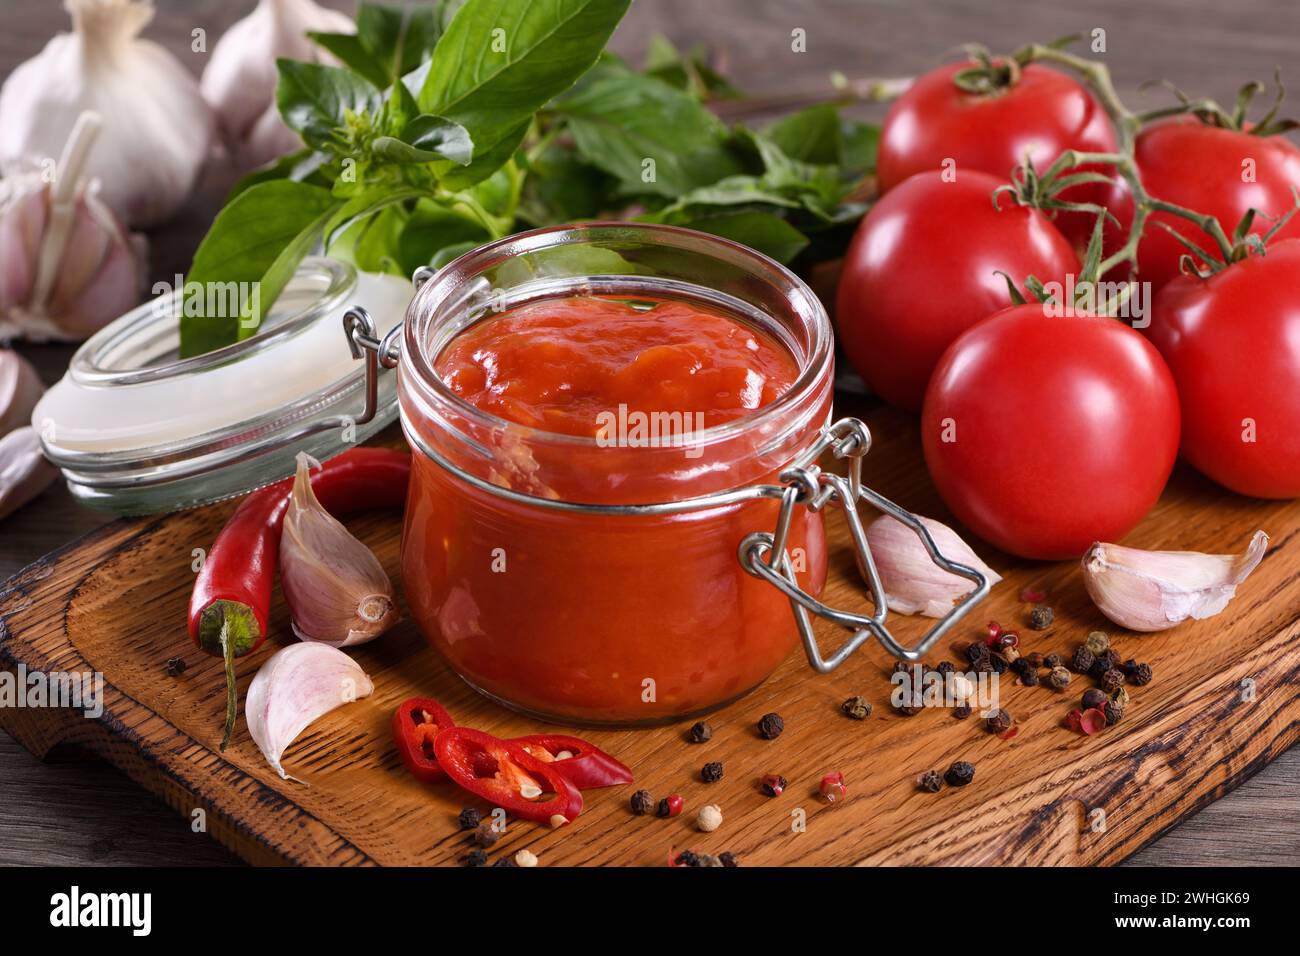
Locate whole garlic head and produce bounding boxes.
[0,0,214,228]
[201,0,356,172]
[0,112,146,343]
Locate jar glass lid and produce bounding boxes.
[34,257,414,514]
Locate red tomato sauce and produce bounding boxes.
[401,294,827,722]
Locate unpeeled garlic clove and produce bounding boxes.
[244,641,374,782]
[864,513,1002,617]
[0,349,45,435]
[0,427,58,520]
[280,452,399,646]
[1081,532,1268,632]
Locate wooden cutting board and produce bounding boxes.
[2,403,1298,867]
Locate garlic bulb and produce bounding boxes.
[0,427,58,521]
[0,112,146,343]
[0,350,45,436]
[201,0,355,172]
[0,0,215,227]
[865,513,1003,617]
[280,452,400,646]
[244,642,374,781]
[1081,532,1268,632]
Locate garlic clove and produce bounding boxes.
[1081,532,1269,632]
[0,350,45,436]
[864,513,1003,617]
[280,452,400,646]
[200,0,355,171]
[0,426,58,521]
[244,641,374,781]
[0,0,215,228]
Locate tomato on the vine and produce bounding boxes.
[836,170,1078,411]
[921,306,1181,560]
[876,60,1117,250]
[1144,239,1300,498]
[1101,119,1300,291]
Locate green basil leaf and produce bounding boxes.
[324,184,426,248]
[372,114,474,165]
[417,0,631,186]
[226,148,331,201]
[358,2,445,81]
[182,181,340,356]
[276,60,383,151]
[398,200,492,273]
[838,119,880,172]
[308,32,392,89]
[765,105,842,165]
[681,211,809,264]
[555,57,742,197]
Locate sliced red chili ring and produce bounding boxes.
[435,727,583,825]
[510,734,634,789]
[391,697,456,783]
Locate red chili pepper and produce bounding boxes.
[510,734,634,789]
[434,727,583,825]
[391,698,456,783]
[187,447,410,749]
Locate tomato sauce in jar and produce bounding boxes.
[398,224,834,723]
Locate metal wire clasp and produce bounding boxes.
[738,417,992,669]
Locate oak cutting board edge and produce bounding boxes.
[0,516,370,868]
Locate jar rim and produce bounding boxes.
[401,221,834,450]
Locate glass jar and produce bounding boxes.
[396,223,835,724]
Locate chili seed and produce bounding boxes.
[463,849,488,867]
[759,773,787,797]
[944,761,976,787]
[757,712,785,739]
[474,822,499,848]
[985,708,1013,734]
[1082,688,1108,710]
[657,794,683,818]
[841,695,873,719]
[1070,646,1095,674]
[1048,666,1072,690]
[687,721,712,743]
[630,789,654,816]
[1084,630,1110,656]
[701,761,724,783]
[1100,668,1126,694]
[917,770,943,792]
[458,807,482,830]
[1029,606,1054,630]
[1124,660,1153,686]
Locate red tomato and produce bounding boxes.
[922,306,1180,560]
[1101,120,1300,292]
[836,170,1078,411]
[876,61,1117,250]
[1145,240,1300,498]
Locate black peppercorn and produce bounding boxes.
[841,695,873,720]
[1081,688,1108,710]
[1124,661,1153,686]
[935,661,956,676]
[655,797,673,817]
[718,851,739,867]
[944,761,976,787]
[1103,700,1123,726]
[966,641,990,664]
[893,701,922,716]
[163,656,187,677]
[1103,648,1123,669]
[687,720,712,743]
[917,769,943,792]
[988,653,1008,674]
[630,789,654,816]
[1089,657,1111,679]
[971,657,995,674]
[1048,666,1072,690]
[701,761,724,783]
[893,660,911,673]
[1070,645,1096,674]
[953,703,972,719]
[491,856,519,867]
[1044,652,1064,669]
[1100,668,1126,694]
[474,822,499,848]
[985,708,1013,734]
[1025,651,1045,668]
[1010,657,1035,678]
[697,854,724,867]
[463,849,488,867]
[1020,668,1040,687]
[1030,605,1054,630]
[673,849,701,868]
[458,807,482,830]
[757,712,784,739]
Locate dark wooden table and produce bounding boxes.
[2,0,1298,866]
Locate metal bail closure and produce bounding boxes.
[739,417,992,669]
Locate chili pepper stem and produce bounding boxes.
[219,619,236,752]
